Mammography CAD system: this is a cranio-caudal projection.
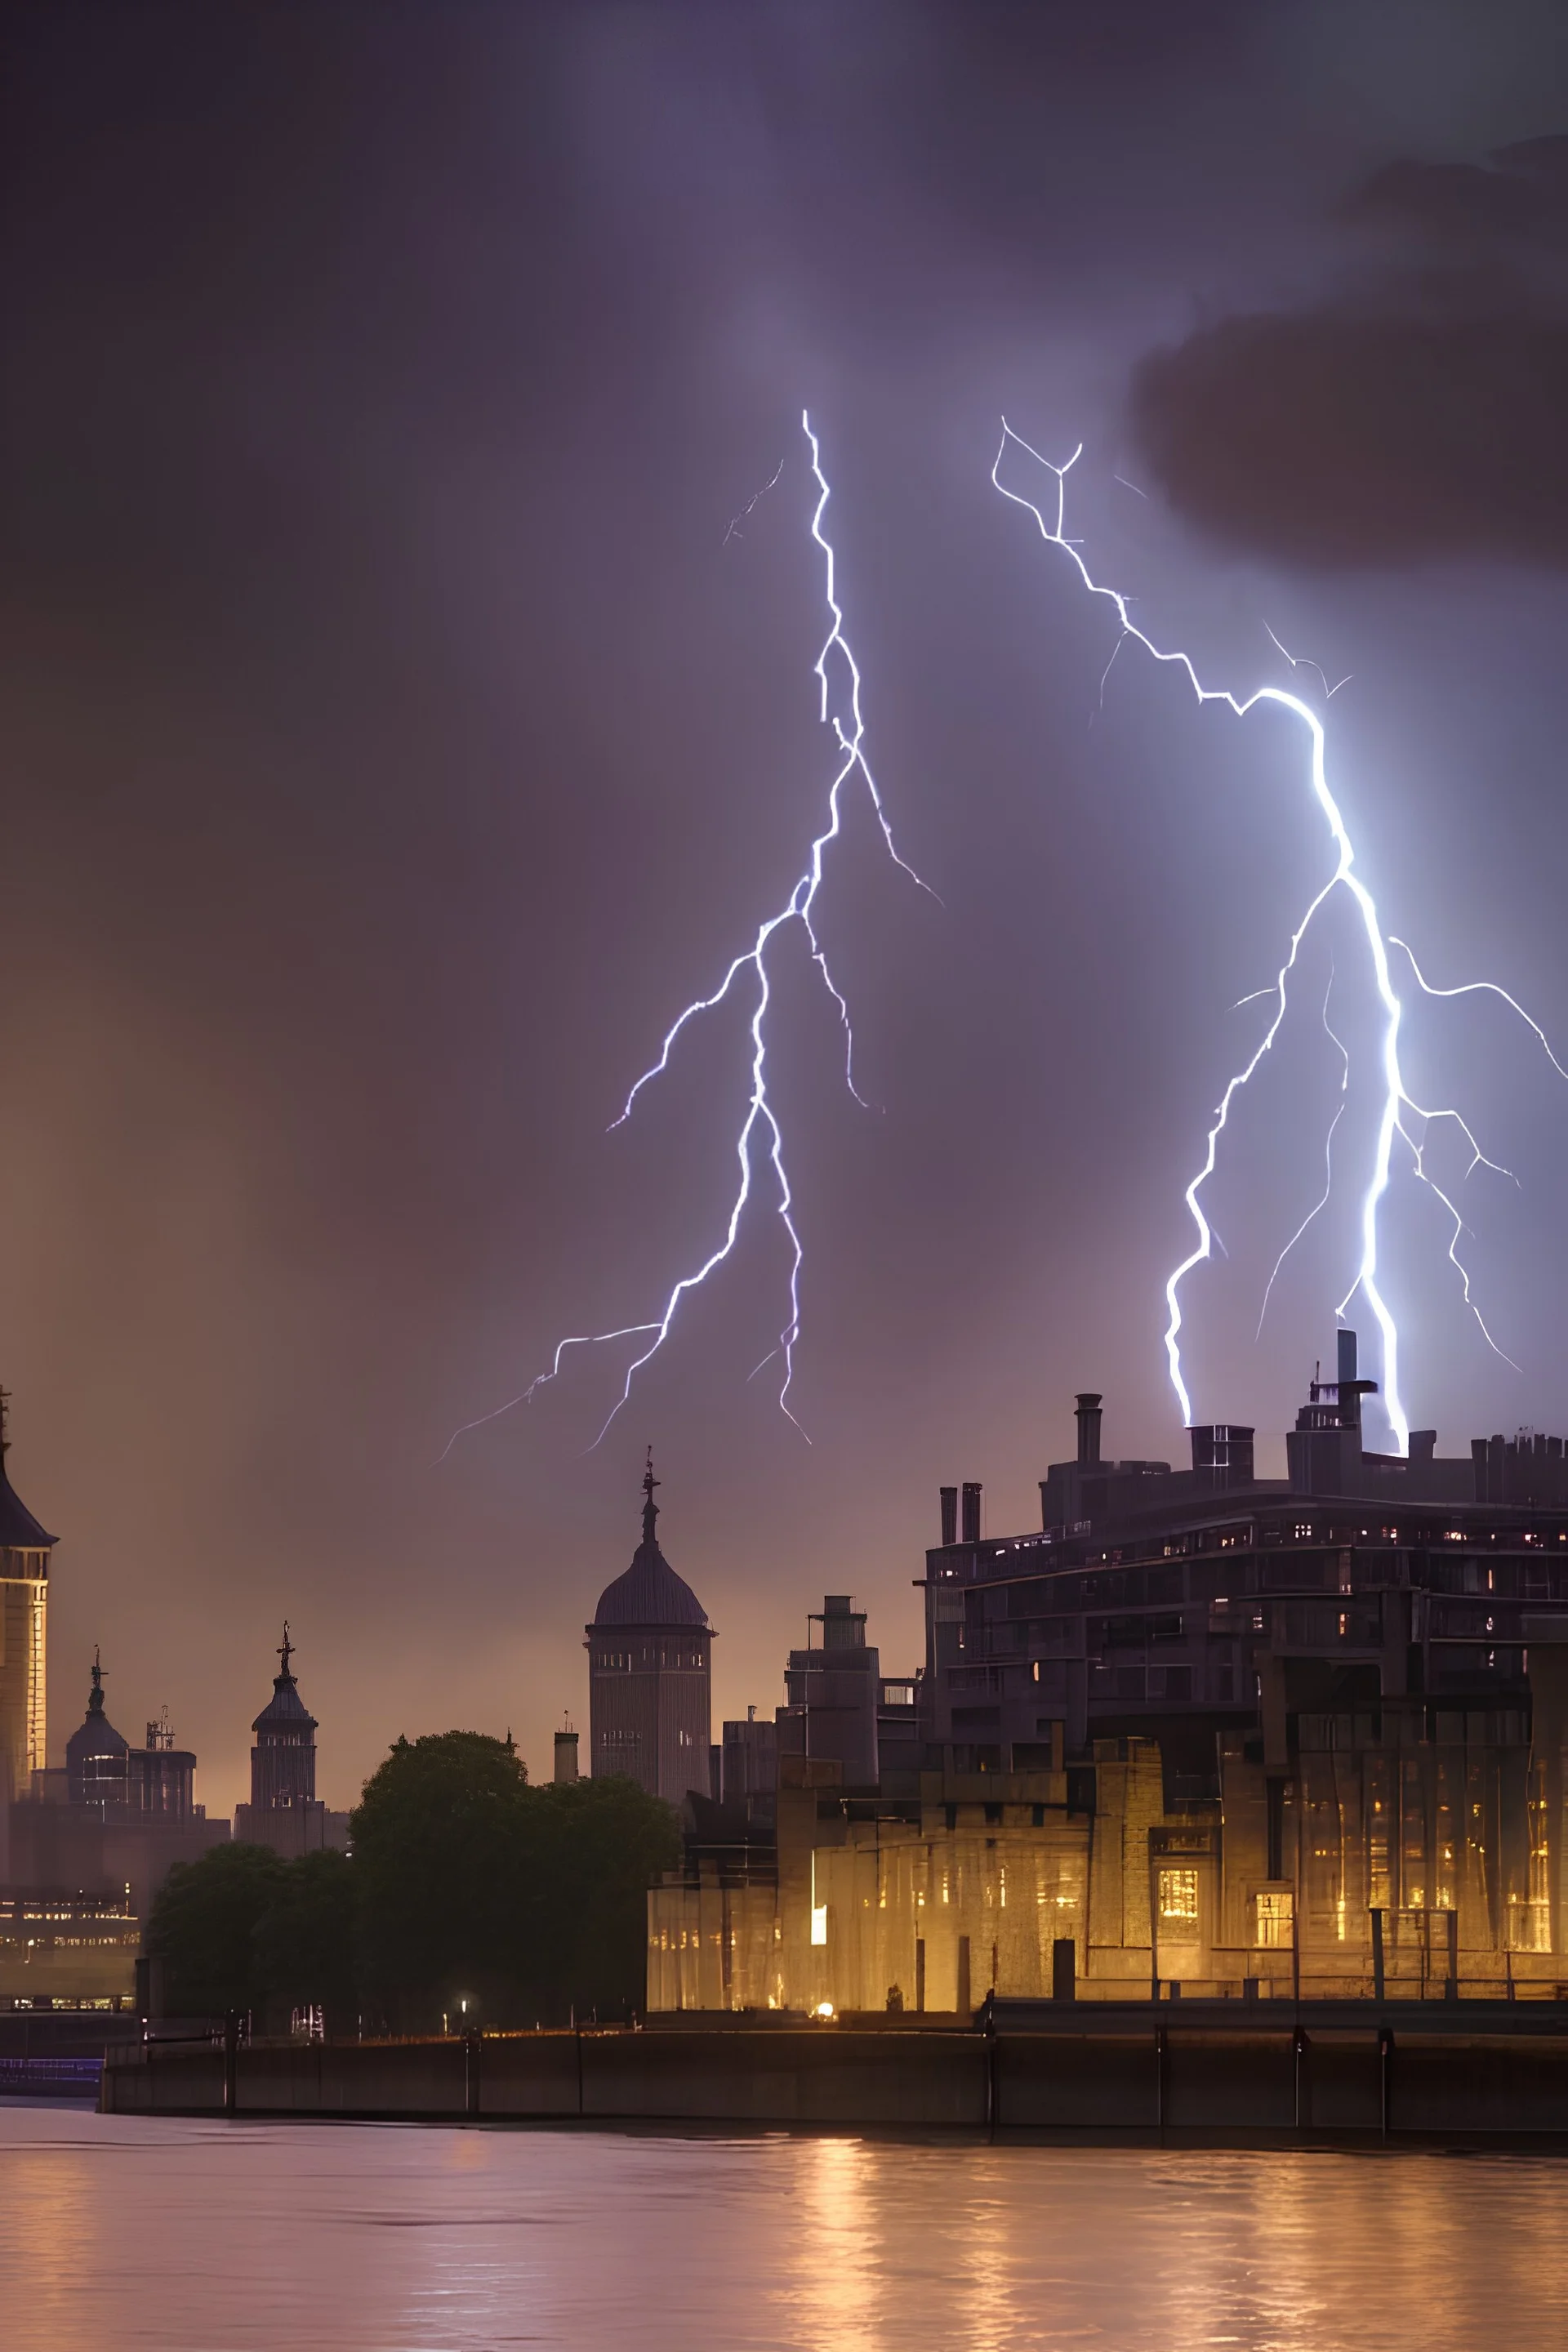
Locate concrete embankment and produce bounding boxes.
[100,2001,1568,2141]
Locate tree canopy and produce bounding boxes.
[148,1841,287,2017]
[145,1732,682,2032]
[352,1731,681,2029]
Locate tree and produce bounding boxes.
[350,1733,683,2028]
[519,1776,682,2020]
[148,1842,287,2017]
[351,1731,532,2029]
[253,1848,360,2034]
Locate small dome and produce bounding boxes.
[66,1654,129,1799]
[590,1454,710,1630]
[593,1538,709,1629]
[66,1708,128,1765]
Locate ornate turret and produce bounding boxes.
[234,1624,340,1858]
[248,1623,319,1804]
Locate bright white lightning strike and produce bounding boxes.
[993,420,1568,1450]
[442,412,930,1461]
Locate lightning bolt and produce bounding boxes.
[993,421,1567,1450]
[724,454,786,546]
[443,412,932,1461]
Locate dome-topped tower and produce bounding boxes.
[247,1624,319,1811]
[586,1454,713,1802]
[234,1624,341,1857]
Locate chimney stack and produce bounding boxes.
[1337,1328,1357,1389]
[1189,1424,1255,1486]
[939,1486,958,1548]
[1075,1392,1103,1469]
[960,1482,982,1544]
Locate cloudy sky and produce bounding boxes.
[6,1,1568,1811]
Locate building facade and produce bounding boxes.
[233,1627,350,1857]
[587,1458,713,1803]
[64,1656,200,1818]
[0,1396,54,1810]
[650,1335,1568,2012]
[5,1651,227,1987]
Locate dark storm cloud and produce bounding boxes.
[1129,135,1568,569]
[1344,153,1558,242]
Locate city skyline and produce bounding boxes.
[5,6,1568,1815]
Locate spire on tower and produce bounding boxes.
[89,1646,105,1714]
[641,1446,661,1547]
[277,1622,294,1680]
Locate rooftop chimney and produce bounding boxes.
[1337,1328,1357,1388]
[1075,1392,1103,1469]
[939,1486,958,1548]
[1189,1424,1255,1486]
[1409,1429,1437,1463]
[815,1594,866,1650]
[960,1482,982,1544]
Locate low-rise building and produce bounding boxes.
[0,1886,140,2005]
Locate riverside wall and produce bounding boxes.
[100,2002,1568,2140]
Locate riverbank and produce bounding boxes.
[101,1998,1568,2142]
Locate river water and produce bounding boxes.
[2,2105,1565,2350]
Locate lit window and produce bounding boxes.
[810,1905,828,1946]
[1158,1868,1200,1923]
[1256,1890,1294,1948]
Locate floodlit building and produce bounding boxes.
[233,1626,350,1857]
[0,1393,53,1813]
[649,1334,1568,2012]
[0,1886,140,2005]
[587,1455,713,1804]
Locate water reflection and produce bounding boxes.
[2,2109,1566,2351]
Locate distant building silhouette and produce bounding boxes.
[586,1454,712,1803]
[233,1626,350,1857]
[7,1649,226,1994]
